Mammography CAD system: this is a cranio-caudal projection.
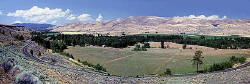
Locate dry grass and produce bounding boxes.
[65,46,250,76]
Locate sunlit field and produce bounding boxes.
[65,46,250,76]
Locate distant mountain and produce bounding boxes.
[51,16,250,36]
[13,23,55,32]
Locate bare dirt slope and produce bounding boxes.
[51,16,250,36]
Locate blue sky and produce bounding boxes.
[0,0,250,25]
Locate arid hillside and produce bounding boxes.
[0,24,30,42]
[51,16,250,36]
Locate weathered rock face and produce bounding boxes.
[51,16,250,36]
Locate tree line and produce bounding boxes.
[31,32,250,52]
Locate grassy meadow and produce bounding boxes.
[64,46,250,76]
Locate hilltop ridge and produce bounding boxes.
[51,16,250,36]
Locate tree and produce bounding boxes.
[200,36,205,39]
[133,44,141,51]
[182,44,187,49]
[161,41,165,48]
[133,44,147,51]
[141,45,147,51]
[191,50,204,73]
[164,68,172,75]
[94,64,106,72]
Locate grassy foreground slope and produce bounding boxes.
[65,46,250,76]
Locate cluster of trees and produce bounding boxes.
[175,37,250,49]
[204,56,246,72]
[133,43,150,51]
[229,56,246,64]
[31,34,67,52]
[80,60,107,72]
[205,61,233,72]
[32,32,250,50]
[50,40,67,53]
[190,50,247,73]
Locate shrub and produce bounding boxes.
[164,68,172,75]
[230,56,246,64]
[141,45,147,51]
[205,56,247,72]
[133,44,147,51]
[94,64,107,72]
[81,61,106,72]
[133,44,141,51]
[143,43,150,48]
[206,61,233,72]
[182,44,187,49]
[15,73,42,84]
[59,52,74,59]
[82,61,89,65]
[238,57,246,64]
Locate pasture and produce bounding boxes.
[64,45,250,76]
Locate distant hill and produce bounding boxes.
[0,24,30,41]
[13,23,55,32]
[51,16,250,36]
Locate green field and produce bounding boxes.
[65,46,250,76]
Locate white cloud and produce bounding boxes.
[0,10,2,15]
[66,14,76,20]
[77,14,92,22]
[13,20,22,23]
[96,14,103,21]
[7,6,70,23]
[175,15,227,20]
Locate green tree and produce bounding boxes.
[143,42,150,48]
[182,44,187,49]
[191,50,204,73]
[141,45,147,51]
[161,41,165,48]
[133,44,141,51]
[164,68,172,75]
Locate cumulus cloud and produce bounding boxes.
[0,10,2,15]
[13,20,22,23]
[7,6,70,23]
[175,15,227,20]
[66,14,76,20]
[77,14,93,22]
[96,14,103,21]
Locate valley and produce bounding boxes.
[1,16,250,84]
[65,44,250,76]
